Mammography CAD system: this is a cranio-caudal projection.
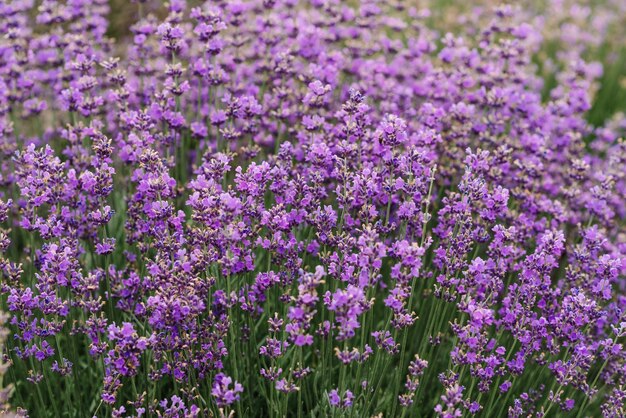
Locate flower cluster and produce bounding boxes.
[0,0,625,417]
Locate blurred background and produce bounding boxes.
[105,0,626,128]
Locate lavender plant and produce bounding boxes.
[0,0,625,417]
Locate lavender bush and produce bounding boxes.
[1,0,625,417]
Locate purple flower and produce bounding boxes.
[212,373,244,407]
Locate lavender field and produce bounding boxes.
[1,0,626,417]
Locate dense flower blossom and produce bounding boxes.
[0,0,625,417]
